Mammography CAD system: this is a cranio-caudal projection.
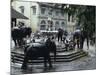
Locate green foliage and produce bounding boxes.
[78,6,96,36]
[61,4,96,37]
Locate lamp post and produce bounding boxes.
[48,17,52,31]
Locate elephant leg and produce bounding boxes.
[47,55,52,68]
[17,39,20,46]
[60,37,62,42]
[44,57,47,68]
[21,56,28,69]
[20,39,23,46]
[13,39,17,46]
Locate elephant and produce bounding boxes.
[21,38,56,69]
[11,26,32,46]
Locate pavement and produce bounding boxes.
[11,39,96,75]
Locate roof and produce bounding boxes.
[38,2,63,9]
[11,8,29,19]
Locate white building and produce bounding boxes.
[11,1,77,33]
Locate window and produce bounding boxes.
[55,21,59,25]
[61,11,64,17]
[55,21,59,30]
[61,22,65,28]
[41,8,45,14]
[61,22,65,26]
[55,11,59,16]
[40,20,46,30]
[40,25,46,30]
[48,9,53,15]
[31,6,36,15]
[19,6,24,14]
[41,20,46,24]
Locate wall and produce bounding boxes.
[11,1,39,32]
[11,1,77,33]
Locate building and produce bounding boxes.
[11,1,77,33]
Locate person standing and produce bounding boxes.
[73,31,80,49]
[57,28,63,42]
[80,30,85,50]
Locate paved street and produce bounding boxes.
[11,40,96,75]
[11,56,95,75]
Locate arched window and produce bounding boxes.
[61,22,65,28]
[40,20,46,30]
[61,22,65,26]
[41,20,46,24]
[55,21,59,30]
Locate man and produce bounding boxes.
[73,30,81,49]
[80,30,86,50]
[58,28,63,42]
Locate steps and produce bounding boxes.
[11,50,88,64]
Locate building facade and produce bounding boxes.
[11,1,77,33]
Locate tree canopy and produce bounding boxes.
[60,4,96,37]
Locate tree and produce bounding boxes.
[60,4,96,38]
